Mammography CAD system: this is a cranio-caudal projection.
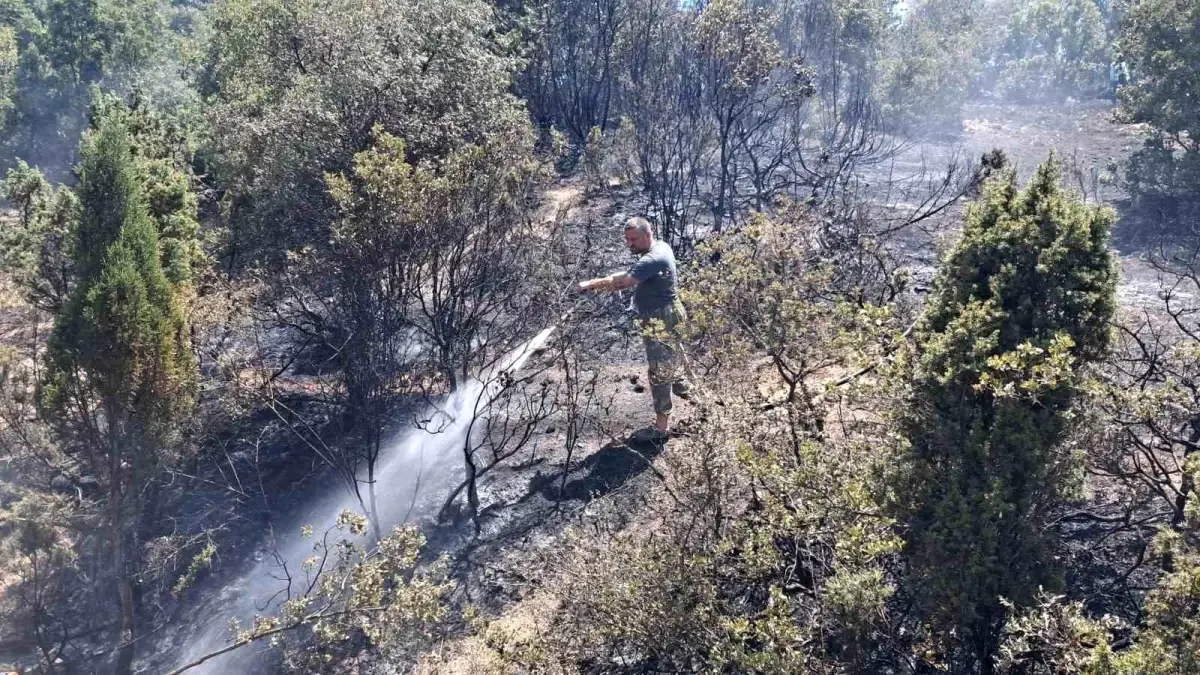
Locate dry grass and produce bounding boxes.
[417,591,565,675]
[532,184,585,242]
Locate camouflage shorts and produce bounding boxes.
[639,299,692,415]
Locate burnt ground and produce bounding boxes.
[415,99,1177,670]
[10,98,1174,672]
[956,99,1172,308]
[886,99,1167,311]
[408,189,708,663]
[139,183,694,673]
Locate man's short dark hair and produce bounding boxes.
[624,216,653,237]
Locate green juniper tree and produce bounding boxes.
[40,111,195,675]
[893,153,1117,672]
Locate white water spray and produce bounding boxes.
[171,324,561,673]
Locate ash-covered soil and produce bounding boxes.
[415,100,1178,671]
[155,99,1173,673]
[887,99,1165,311]
[145,183,696,673]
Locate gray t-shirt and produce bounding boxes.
[628,240,678,316]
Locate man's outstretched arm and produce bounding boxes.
[579,272,637,293]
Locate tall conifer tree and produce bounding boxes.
[42,112,195,674]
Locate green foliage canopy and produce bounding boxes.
[1117,0,1200,213]
[992,0,1111,101]
[0,0,178,173]
[894,154,1117,669]
[200,0,529,265]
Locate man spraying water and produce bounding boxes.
[578,217,692,440]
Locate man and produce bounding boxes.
[578,217,692,438]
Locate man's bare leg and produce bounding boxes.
[656,412,669,434]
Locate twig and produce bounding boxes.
[165,605,385,675]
